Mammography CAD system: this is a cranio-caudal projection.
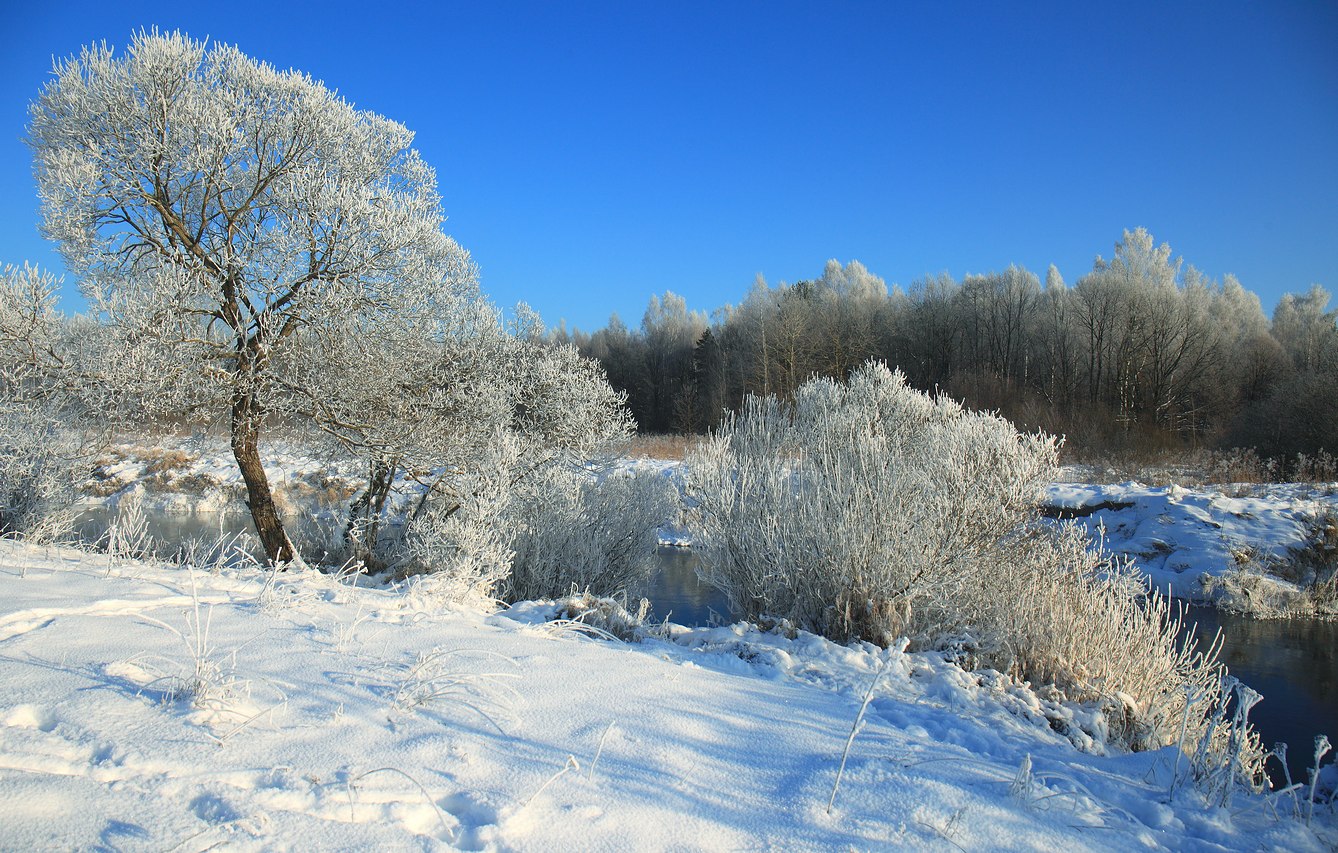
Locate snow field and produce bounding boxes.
[0,541,1332,850]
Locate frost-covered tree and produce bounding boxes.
[1272,284,1338,374]
[27,32,479,562]
[0,264,65,399]
[1036,264,1079,410]
[1232,285,1338,458]
[811,260,888,378]
[906,273,961,387]
[639,292,708,433]
[956,265,1040,384]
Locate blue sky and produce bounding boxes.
[1,1,1335,332]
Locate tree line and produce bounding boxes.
[558,229,1338,461]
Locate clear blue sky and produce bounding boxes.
[1,1,1335,332]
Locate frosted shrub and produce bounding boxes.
[688,361,1057,645]
[980,524,1263,769]
[400,438,521,606]
[395,429,672,606]
[690,362,1259,766]
[0,264,88,542]
[980,527,1204,714]
[502,464,676,602]
[0,401,84,542]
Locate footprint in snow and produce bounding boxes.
[440,791,498,852]
[190,792,243,825]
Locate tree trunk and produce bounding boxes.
[344,457,396,570]
[231,392,295,565]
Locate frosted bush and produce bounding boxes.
[0,264,88,542]
[688,361,1057,645]
[394,433,673,605]
[0,400,84,542]
[400,437,521,606]
[503,465,676,602]
[979,524,1262,775]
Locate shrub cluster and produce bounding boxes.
[689,362,1056,645]
[0,401,85,542]
[689,361,1260,770]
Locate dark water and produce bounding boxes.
[1179,604,1338,787]
[75,506,340,565]
[78,508,253,552]
[644,546,732,626]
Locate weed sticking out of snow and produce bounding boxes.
[1184,677,1267,808]
[586,722,616,782]
[110,569,285,739]
[130,572,233,707]
[342,767,456,842]
[1008,753,1035,806]
[519,754,581,811]
[99,498,153,565]
[388,647,522,734]
[256,558,362,614]
[548,591,650,642]
[828,654,893,813]
[1309,736,1333,826]
[172,529,258,574]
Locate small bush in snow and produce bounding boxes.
[545,591,652,642]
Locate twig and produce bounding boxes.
[828,659,887,813]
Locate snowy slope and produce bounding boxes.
[0,541,1331,851]
[1046,481,1338,614]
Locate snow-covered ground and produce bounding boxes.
[1046,480,1338,616]
[1,540,1333,851]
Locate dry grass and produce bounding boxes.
[1065,446,1338,486]
[142,448,196,477]
[627,433,704,461]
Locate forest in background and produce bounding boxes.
[556,228,1338,465]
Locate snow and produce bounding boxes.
[1,540,1332,850]
[1045,481,1338,613]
